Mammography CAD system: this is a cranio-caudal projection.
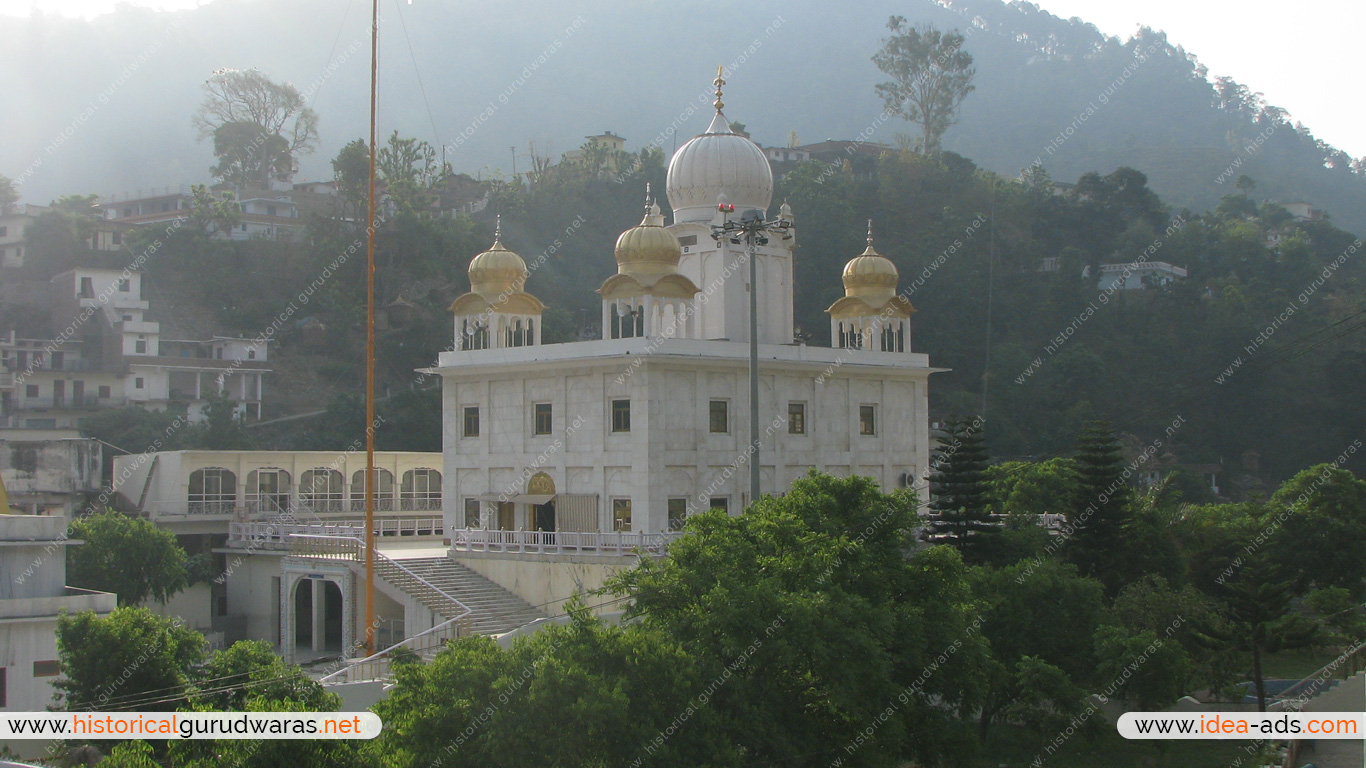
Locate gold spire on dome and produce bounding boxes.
[713,65,725,112]
[841,218,899,303]
[467,215,529,296]
[613,184,682,278]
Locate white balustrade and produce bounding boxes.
[448,528,683,556]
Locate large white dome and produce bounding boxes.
[666,110,774,224]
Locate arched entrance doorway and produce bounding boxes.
[527,472,556,532]
[291,577,344,655]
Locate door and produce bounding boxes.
[53,380,64,408]
[533,501,556,532]
[497,501,515,531]
[72,380,84,407]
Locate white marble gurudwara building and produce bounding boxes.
[434,73,933,539]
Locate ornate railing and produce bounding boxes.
[226,517,445,548]
[288,533,472,685]
[449,528,683,556]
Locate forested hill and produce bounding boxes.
[2,0,1363,234]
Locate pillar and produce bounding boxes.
[311,578,325,653]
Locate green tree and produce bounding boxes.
[972,558,1104,737]
[377,130,449,215]
[985,459,1076,517]
[372,607,730,768]
[67,511,189,606]
[1181,504,1320,711]
[1093,625,1191,710]
[331,138,370,219]
[1066,421,1132,591]
[188,183,241,237]
[0,173,16,212]
[609,474,990,766]
[210,120,294,187]
[100,740,161,768]
[170,641,368,768]
[1269,464,1366,597]
[872,17,976,153]
[191,640,335,711]
[925,417,998,563]
[194,391,253,450]
[193,68,319,188]
[54,606,205,711]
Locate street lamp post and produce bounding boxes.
[712,206,793,507]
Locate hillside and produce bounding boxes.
[1,0,1363,234]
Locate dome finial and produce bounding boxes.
[713,65,725,112]
[866,219,874,248]
[644,182,652,214]
[493,214,503,246]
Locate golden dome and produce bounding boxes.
[468,216,528,296]
[613,187,682,280]
[841,221,898,303]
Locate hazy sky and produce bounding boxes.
[1029,0,1361,158]
[1,0,1360,159]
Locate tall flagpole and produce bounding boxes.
[364,0,378,656]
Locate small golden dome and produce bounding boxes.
[468,216,528,296]
[613,187,682,279]
[841,220,898,302]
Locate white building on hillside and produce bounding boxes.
[0,515,116,715]
[0,269,270,429]
[434,73,934,539]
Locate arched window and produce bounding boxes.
[400,468,442,511]
[350,468,395,511]
[299,468,344,512]
[461,319,489,350]
[188,468,236,514]
[245,468,291,515]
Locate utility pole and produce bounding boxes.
[711,207,793,506]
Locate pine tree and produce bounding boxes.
[1066,421,1131,590]
[925,417,996,562]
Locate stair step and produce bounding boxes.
[372,556,546,637]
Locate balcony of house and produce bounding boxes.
[119,319,159,334]
[0,586,118,622]
[10,396,128,411]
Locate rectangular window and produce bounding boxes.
[463,406,480,437]
[677,235,697,246]
[0,226,7,236]
[112,231,122,245]
[135,377,144,389]
[135,339,147,354]
[612,498,632,532]
[788,402,806,434]
[611,399,630,433]
[710,497,730,514]
[98,385,111,398]
[709,399,728,433]
[533,403,552,435]
[25,384,38,398]
[117,278,130,292]
[32,660,61,677]
[463,498,482,528]
[860,405,876,436]
[667,498,688,531]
